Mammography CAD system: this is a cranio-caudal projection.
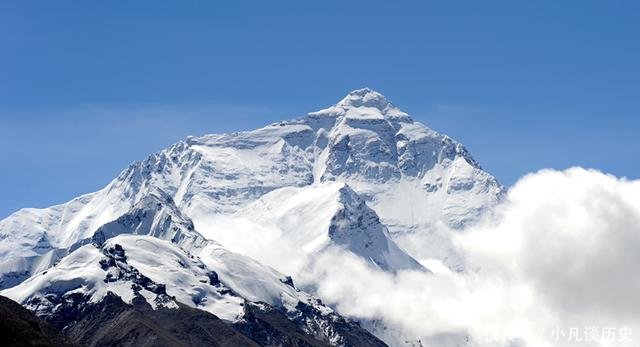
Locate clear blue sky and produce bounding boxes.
[1,1,639,218]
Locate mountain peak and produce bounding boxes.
[337,87,393,110]
[308,88,412,123]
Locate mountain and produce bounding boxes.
[0,88,502,277]
[0,295,76,347]
[0,88,503,346]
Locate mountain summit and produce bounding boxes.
[310,88,412,123]
[336,88,396,110]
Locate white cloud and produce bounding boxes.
[295,168,640,347]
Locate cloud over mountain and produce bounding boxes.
[297,168,640,347]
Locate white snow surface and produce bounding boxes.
[227,182,424,272]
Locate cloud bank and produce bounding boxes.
[296,168,640,347]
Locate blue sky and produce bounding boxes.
[1,1,639,218]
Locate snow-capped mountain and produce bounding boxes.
[4,235,242,320]
[0,88,502,276]
[0,88,503,346]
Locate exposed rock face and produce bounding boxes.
[42,292,259,347]
[0,295,76,347]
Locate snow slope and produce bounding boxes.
[2,235,243,321]
[229,182,425,272]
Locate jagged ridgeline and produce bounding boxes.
[0,88,503,347]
